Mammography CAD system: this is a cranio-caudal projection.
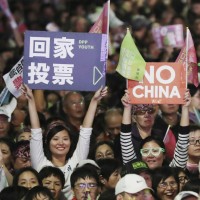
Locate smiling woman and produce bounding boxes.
[152,167,179,200]
[22,84,108,199]
[120,89,191,170]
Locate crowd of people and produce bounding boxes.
[0,0,200,200]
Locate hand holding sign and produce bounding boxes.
[182,89,191,107]
[121,90,132,109]
[92,86,108,102]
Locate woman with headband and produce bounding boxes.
[22,84,107,200]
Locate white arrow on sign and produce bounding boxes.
[93,66,103,85]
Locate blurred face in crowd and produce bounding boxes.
[159,104,179,114]
[73,176,99,200]
[63,92,85,120]
[17,131,31,141]
[141,141,165,170]
[156,176,178,200]
[13,155,31,170]
[133,108,156,130]
[32,193,51,200]
[42,175,62,200]
[190,90,200,111]
[103,169,121,189]
[0,115,9,137]
[17,95,28,109]
[178,171,189,191]
[95,144,114,160]
[105,111,122,140]
[139,171,152,188]
[11,109,26,131]
[18,171,39,190]
[0,142,12,168]
[188,130,200,162]
[49,130,71,158]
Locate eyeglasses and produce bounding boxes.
[140,147,165,157]
[189,138,200,145]
[178,176,189,184]
[75,183,97,190]
[158,181,178,189]
[135,108,155,115]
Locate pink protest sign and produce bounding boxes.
[152,24,184,49]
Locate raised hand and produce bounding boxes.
[21,84,34,101]
[182,89,191,108]
[92,86,108,102]
[121,89,132,108]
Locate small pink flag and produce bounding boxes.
[89,0,109,34]
[163,126,176,160]
[0,0,9,11]
[176,28,199,87]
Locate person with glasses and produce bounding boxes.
[120,91,162,159]
[152,166,179,200]
[70,165,100,200]
[173,167,189,191]
[186,125,200,177]
[120,89,191,170]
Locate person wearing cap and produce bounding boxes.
[121,159,152,188]
[174,191,199,200]
[120,90,191,170]
[115,174,154,200]
[0,97,17,138]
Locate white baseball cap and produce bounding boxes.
[115,174,153,195]
[174,191,199,200]
[0,98,17,122]
[77,159,100,169]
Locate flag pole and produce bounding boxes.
[163,125,170,142]
[186,27,189,88]
[0,87,9,106]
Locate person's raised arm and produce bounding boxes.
[121,90,132,125]
[21,84,40,129]
[120,90,137,164]
[72,86,108,162]
[82,86,108,128]
[170,89,191,168]
[180,89,190,126]
[33,90,47,113]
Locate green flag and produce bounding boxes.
[116,29,146,81]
